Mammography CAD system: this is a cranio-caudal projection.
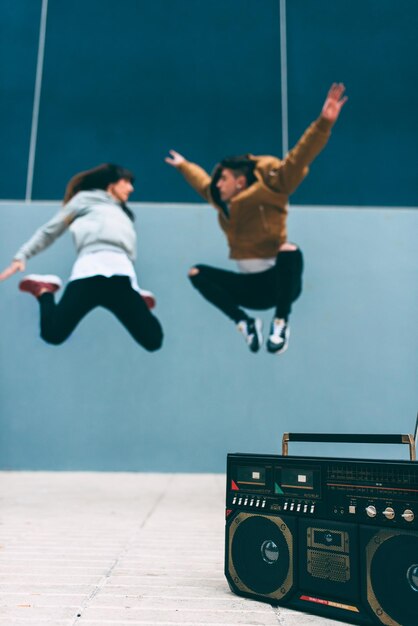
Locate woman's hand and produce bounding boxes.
[165,150,186,167]
[0,259,26,281]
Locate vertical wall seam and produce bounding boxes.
[25,0,49,202]
[279,0,288,156]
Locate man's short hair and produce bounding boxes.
[220,155,257,186]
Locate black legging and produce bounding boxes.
[38,275,163,351]
[189,249,303,323]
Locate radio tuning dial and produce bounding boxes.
[366,505,377,518]
[382,507,395,520]
[402,509,415,523]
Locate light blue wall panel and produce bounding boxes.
[0,203,416,470]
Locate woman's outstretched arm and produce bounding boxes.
[0,209,75,281]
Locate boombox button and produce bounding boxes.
[402,509,414,523]
[303,504,308,513]
[244,498,248,506]
[296,503,301,512]
[261,500,266,508]
[349,505,356,514]
[238,497,243,505]
[255,500,260,507]
[250,499,254,506]
[382,507,395,520]
[366,505,377,518]
[232,496,237,505]
[283,502,288,510]
[310,505,315,514]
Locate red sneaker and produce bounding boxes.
[19,274,62,298]
[138,288,156,310]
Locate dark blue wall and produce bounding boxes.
[25,0,281,202]
[1,0,417,204]
[287,0,418,207]
[0,0,42,198]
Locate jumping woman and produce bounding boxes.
[0,163,163,351]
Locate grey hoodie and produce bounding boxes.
[14,190,137,262]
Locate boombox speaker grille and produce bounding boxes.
[227,512,294,600]
[299,519,359,602]
[308,549,350,583]
[364,528,418,626]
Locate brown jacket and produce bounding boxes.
[177,116,333,259]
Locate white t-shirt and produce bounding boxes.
[69,250,140,293]
[236,258,276,274]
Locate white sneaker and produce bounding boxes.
[266,318,289,354]
[237,318,263,353]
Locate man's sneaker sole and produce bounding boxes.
[237,318,263,353]
[250,318,263,353]
[266,326,290,355]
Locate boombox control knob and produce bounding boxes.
[366,505,377,518]
[402,509,415,523]
[382,507,395,520]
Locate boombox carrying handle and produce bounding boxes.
[281,432,416,461]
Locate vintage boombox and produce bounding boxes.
[225,431,418,625]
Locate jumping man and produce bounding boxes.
[165,83,347,354]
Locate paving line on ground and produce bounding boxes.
[0,594,87,600]
[0,581,226,590]
[87,606,272,613]
[0,617,274,626]
[0,557,122,563]
[0,593,247,601]
[6,604,274,614]
[103,576,223,582]
[68,479,176,626]
[0,567,116,572]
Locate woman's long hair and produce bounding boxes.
[63,163,135,220]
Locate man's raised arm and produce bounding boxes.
[165,150,212,202]
[268,83,348,195]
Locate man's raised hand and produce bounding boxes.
[165,150,186,168]
[321,83,348,124]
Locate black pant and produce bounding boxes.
[189,249,303,323]
[39,275,163,351]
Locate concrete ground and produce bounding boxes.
[0,472,346,626]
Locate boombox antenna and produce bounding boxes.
[414,412,418,449]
